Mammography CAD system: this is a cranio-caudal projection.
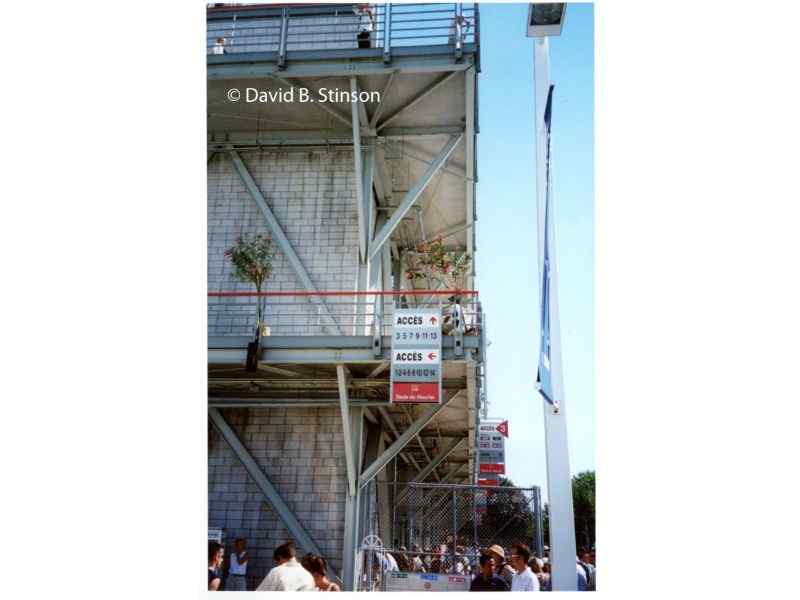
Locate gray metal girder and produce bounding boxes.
[227,150,343,335]
[358,390,463,488]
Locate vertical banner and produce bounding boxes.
[536,84,558,409]
[391,307,442,404]
[478,419,508,475]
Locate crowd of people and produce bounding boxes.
[208,537,596,592]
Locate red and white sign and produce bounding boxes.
[478,478,499,487]
[392,382,440,404]
[496,420,509,438]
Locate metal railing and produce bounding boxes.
[207,289,482,339]
[207,3,477,60]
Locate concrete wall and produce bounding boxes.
[208,149,361,336]
[208,407,349,589]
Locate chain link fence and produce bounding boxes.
[357,482,543,591]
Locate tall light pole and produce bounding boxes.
[527,3,578,591]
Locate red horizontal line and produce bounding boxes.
[208,289,478,297]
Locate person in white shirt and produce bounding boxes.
[226,537,249,591]
[256,542,316,591]
[212,37,226,55]
[510,543,540,592]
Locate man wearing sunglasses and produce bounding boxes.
[509,543,540,592]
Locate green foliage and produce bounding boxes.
[542,470,595,550]
[224,233,276,336]
[572,471,595,551]
[224,233,276,292]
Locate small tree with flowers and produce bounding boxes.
[405,236,472,294]
[224,233,276,341]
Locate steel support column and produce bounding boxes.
[351,77,368,264]
[337,365,357,497]
[342,407,364,590]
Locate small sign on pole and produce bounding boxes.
[478,419,507,475]
[391,307,442,404]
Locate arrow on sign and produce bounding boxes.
[496,420,509,438]
[428,352,437,361]
[429,316,438,325]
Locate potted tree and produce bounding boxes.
[224,233,276,372]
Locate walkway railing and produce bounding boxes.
[207,289,481,338]
[207,3,478,61]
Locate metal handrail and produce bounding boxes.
[208,290,482,339]
[207,3,477,57]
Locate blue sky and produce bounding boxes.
[475,3,595,492]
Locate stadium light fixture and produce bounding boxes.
[527,3,567,38]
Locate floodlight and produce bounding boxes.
[526,3,567,37]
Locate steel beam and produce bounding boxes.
[401,405,434,472]
[351,77,368,264]
[207,52,475,80]
[409,436,464,484]
[377,406,423,474]
[227,150,343,335]
[208,399,389,409]
[337,365,357,497]
[369,134,463,261]
[363,146,376,256]
[465,66,477,278]
[209,335,479,351]
[208,408,335,580]
[359,390,461,488]
[369,71,397,128]
[368,361,390,378]
[395,436,465,505]
[376,70,461,131]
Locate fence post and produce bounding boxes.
[451,488,458,574]
[534,487,544,559]
[383,3,392,64]
[278,7,289,69]
[472,486,478,559]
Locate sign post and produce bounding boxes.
[391,307,442,404]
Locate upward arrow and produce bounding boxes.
[429,316,438,325]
